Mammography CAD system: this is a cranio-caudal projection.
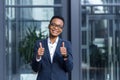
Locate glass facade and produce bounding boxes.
[5,0,62,5]
[5,0,63,80]
[81,0,120,80]
[0,0,120,80]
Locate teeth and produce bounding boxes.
[53,31,57,33]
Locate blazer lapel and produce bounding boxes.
[44,38,51,63]
[53,38,62,61]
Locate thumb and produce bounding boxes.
[62,42,65,47]
[39,42,42,48]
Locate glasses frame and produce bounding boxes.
[50,23,64,29]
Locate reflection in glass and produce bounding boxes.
[82,6,116,14]
[81,0,119,4]
[81,4,120,80]
[5,0,62,80]
[6,0,62,5]
[19,8,54,20]
[6,7,62,20]
[82,17,120,80]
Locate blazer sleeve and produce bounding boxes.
[31,40,42,72]
[63,41,73,72]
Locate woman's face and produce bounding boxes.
[49,18,64,37]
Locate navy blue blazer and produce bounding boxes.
[31,38,73,80]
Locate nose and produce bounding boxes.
[54,26,59,29]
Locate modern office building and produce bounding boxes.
[0,0,120,80]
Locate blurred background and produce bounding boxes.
[0,0,120,80]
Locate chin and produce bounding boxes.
[52,35,58,37]
[51,34,59,37]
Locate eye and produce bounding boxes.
[50,23,63,29]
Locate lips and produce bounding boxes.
[52,29,58,34]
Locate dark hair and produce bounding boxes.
[50,16,65,24]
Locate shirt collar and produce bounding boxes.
[48,37,59,44]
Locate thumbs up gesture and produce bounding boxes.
[37,42,45,58]
[60,42,67,58]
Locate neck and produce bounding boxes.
[49,36,58,44]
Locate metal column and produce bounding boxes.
[0,0,6,80]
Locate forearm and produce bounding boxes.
[63,57,73,72]
[31,57,42,72]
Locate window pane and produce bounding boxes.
[82,31,87,45]
[19,21,49,39]
[20,8,54,20]
[5,1,63,80]
[6,0,62,5]
[82,49,87,63]
[6,7,62,20]
[82,6,118,14]
[81,0,119,4]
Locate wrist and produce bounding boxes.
[62,54,68,58]
[36,55,41,59]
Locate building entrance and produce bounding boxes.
[81,5,120,80]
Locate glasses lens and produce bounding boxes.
[50,23,63,29]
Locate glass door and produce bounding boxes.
[81,12,120,80]
[81,4,120,80]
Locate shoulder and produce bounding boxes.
[60,38,71,46]
[60,38,71,43]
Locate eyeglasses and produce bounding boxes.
[50,23,63,29]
